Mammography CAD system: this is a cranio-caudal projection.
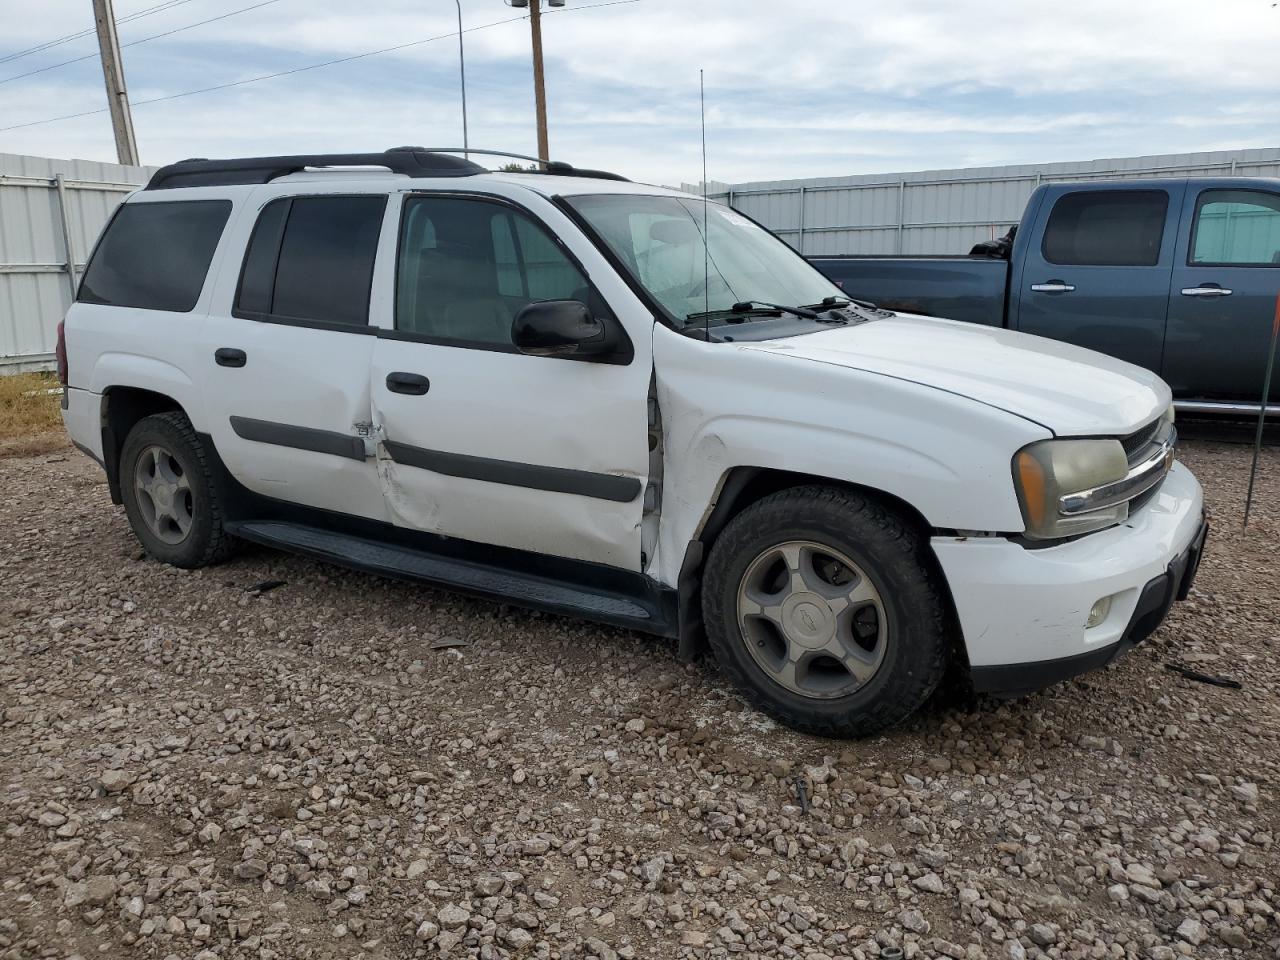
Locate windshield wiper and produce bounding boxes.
[732,300,820,319]
[683,305,780,324]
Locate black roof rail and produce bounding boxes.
[393,147,630,182]
[145,148,485,190]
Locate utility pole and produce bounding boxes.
[528,0,549,166]
[92,0,140,166]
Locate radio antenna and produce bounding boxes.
[700,68,710,342]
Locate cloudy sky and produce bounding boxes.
[1,0,1279,187]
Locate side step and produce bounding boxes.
[225,520,671,635]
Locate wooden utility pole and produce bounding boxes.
[92,0,140,166]
[529,0,549,166]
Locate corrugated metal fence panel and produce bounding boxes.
[708,147,1280,257]
[0,153,152,368]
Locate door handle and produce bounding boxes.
[1030,280,1076,293]
[215,347,246,368]
[1180,285,1233,298]
[385,372,430,395]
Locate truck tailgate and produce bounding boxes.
[809,256,1008,328]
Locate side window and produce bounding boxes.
[396,196,589,348]
[1042,190,1169,267]
[235,195,386,327]
[1191,190,1280,266]
[79,200,231,312]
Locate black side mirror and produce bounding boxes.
[511,300,609,358]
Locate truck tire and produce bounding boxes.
[702,485,951,738]
[119,411,236,569]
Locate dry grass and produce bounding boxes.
[0,373,66,457]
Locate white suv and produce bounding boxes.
[59,147,1208,737]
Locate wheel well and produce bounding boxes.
[676,467,956,662]
[100,387,183,504]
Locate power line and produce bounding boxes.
[1,0,284,87]
[0,0,640,135]
[0,0,200,67]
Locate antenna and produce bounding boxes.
[700,68,710,342]
[1242,292,1280,527]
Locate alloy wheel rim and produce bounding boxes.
[133,444,194,545]
[735,540,888,700]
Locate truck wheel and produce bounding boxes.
[702,485,951,738]
[119,411,236,569]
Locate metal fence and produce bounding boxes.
[690,147,1280,258]
[1,153,152,372]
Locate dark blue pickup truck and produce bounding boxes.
[810,178,1280,413]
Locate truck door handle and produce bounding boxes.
[385,372,430,395]
[214,347,246,368]
[1030,280,1076,293]
[1181,285,1233,298]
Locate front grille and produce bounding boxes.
[1121,418,1163,463]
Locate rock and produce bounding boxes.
[1125,863,1160,888]
[474,874,504,896]
[1175,918,1207,945]
[406,859,428,879]
[899,908,929,934]
[503,927,534,949]
[100,769,135,793]
[624,718,646,733]
[1028,924,1056,947]
[234,858,268,880]
[1215,924,1249,949]
[523,836,551,855]
[1107,883,1130,902]
[415,920,438,941]
[642,856,665,884]
[680,930,708,947]
[912,872,945,894]
[437,903,470,928]
[84,876,118,906]
[1004,940,1027,960]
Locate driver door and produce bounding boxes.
[369,192,653,570]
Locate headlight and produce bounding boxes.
[1013,438,1129,540]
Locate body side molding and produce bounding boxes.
[229,416,366,461]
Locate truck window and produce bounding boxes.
[1041,191,1168,267]
[395,196,588,349]
[235,195,386,327]
[1190,189,1280,266]
[78,200,231,312]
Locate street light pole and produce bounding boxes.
[92,0,139,166]
[454,0,468,158]
[528,0,549,166]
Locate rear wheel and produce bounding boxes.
[702,485,951,738]
[119,412,235,568]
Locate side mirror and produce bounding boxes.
[511,300,609,358]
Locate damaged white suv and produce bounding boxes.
[59,147,1207,737]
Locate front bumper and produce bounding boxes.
[931,461,1206,695]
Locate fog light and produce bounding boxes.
[1086,596,1113,629]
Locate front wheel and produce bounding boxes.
[702,485,952,738]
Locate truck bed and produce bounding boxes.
[809,256,1008,328]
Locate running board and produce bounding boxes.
[226,520,673,636]
[1175,400,1280,417]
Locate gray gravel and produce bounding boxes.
[1,437,1277,959]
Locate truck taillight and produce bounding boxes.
[55,320,68,386]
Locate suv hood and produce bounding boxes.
[746,313,1170,436]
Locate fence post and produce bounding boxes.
[797,185,806,254]
[54,173,79,298]
[895,180,906,254]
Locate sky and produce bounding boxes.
[1,0,1279,188]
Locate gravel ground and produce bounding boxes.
[1,437,1277,960]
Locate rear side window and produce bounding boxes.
[1190,189,1280,265]
[1041,190,1169,267]
[79,200,231,312]
[235,195,386,327]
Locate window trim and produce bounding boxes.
[391,190,630,361]
[231,192,388,330]
[77,198,233,313]
[1039,189,1170,268]
[1186,187,1280,269]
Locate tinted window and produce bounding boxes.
[236,195,386,326]
[79,200,231,312]
[396,196,589,347]
[1191,190,1280,266]
[1042,191,1168,266]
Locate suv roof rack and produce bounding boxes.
[145,146,628,190]
[145,148,485,190]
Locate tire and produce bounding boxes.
[119,411,236,568]
[702,485,951,738]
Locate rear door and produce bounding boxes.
[200,188,391,521]
[368,189,652,569]
[1012,183,1185,372]
[1166,185,1280,402]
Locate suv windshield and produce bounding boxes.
[565,194,844,326]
